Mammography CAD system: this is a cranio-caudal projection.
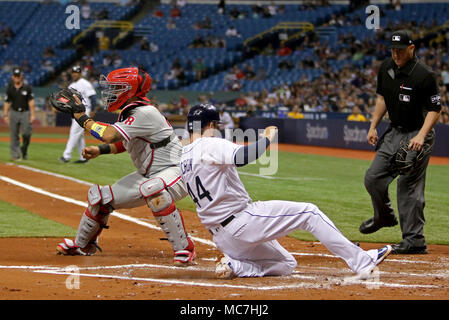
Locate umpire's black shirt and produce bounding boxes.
[377,56,441,131]
[5,81,34,112]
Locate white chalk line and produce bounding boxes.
[0,263,211,273]
[291,252,435,265]
[0,174,215,248]
[5,164,443,266]
[0,164,447,291]
[238,170,326,181]
[34,269,329,291]
[2,263,447,281]
[293,266,449,282]
[290,275,440,289]
[13,164,93,186]
[0,263,441,290]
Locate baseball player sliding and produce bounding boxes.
[180,104,392,279]
[59,66,97,163]
[50,67,195,266]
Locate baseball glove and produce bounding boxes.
[49,88,85,114]
[392,137,434,175]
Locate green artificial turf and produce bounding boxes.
[0,200,76,237]
[1,136,448,244]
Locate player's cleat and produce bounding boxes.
[355,245,392,280]
[374,244,392,265]
[74,159,88,164]
[56,238,99,256]
[173,235,196,266]
[215,255,236,279]
[58,156,70,163]
[173,248,196,266]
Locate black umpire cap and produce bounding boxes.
[71,65,82,73]
[12,67,22,76]
[187,104,222,132]
[390,30,414,49]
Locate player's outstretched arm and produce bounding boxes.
[234,126,277,167]
[73,111,123,144]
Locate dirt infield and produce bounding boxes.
[0,128,449,300]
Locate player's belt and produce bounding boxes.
[220,215,235,227]
[150,133,176,149]
[391,125,417,133]
[208,215,235,235]
[12,108,28,112]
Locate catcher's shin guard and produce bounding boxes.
[140,178,196,266]
[57,185,113,256]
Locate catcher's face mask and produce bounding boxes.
[99,68,152,112]
[99,74,133,112]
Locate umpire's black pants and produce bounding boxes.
[364,127,434,248]
[9,110,32,160]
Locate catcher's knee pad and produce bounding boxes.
[75,185,113,251]
[140,178,190,252]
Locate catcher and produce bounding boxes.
[49,67,196,266]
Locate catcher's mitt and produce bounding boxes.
[49,88,85,114]
[391,137,434,175]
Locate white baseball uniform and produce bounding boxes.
[62,78,96,161]
[109,100,187,210]
[180,137,379,277]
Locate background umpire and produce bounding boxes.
[3,67,35,161]
[359,30,442,254]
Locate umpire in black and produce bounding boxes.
[359,30,442,254]
[3,67,35,160]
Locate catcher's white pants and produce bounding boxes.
[63,119,87,161]
[109,166,187,209]
[211,200,378,277]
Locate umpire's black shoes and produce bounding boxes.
[391,242,428,254]
[359,216,398,234]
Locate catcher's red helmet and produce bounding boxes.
[100,67,151,112]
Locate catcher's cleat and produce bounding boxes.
[173,235,196,266]
[56,238,99,256]
[215,255,236,279]
[173,248,196,266]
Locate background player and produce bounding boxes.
[181,104,392,279]
[59,65,97,163]
[2,67,35,161]
[54,67,195,266]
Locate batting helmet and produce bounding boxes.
[71,65,82,73]
[99,67,152,112]
[187,104,221,132]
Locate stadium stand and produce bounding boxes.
[0,0,140,87]
[0,0,448,124]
